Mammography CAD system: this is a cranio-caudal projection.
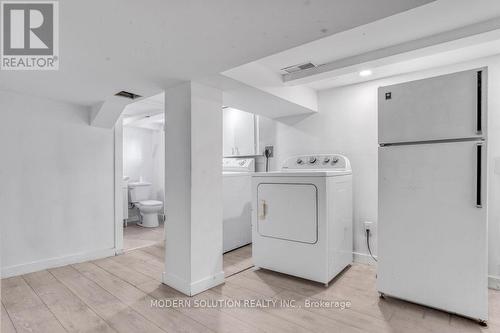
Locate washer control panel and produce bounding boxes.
[282,154,349,171]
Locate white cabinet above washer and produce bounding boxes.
[223,107,257,157]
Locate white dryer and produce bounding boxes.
[223,158,255,253]
[252,154,353,285]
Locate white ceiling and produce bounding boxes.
[122,92,164,129]
[306,32,500,90]
[224,0,500,96]
[258,0,500,73]
[0,0,433,106]
[123,93,164,117]
[123,113,165,130]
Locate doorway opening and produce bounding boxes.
[118,92,165,252]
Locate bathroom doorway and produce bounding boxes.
[117,93,166,252]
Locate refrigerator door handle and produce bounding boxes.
[476,70,482,134]
[476,143,483,208]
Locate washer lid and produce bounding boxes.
[139,200,163,206]
[223,171,254,177]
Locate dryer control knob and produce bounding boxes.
[331,157,339,164]
[309,157,317,164]
[296,158,304,165]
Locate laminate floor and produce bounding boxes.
[123,223,164,251]
[2,244,500,333]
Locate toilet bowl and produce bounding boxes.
[137,200,163,228]
[128,181,164,228]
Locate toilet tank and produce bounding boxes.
[128,182,152,203]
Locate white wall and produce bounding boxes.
[255,115,278,172]
[152,130,165,203]
[123,126,165,202]
[0,91,115,277]
[272,55,500,282]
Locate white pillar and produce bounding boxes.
[163,81,224,296]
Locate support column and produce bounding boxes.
[163,81,224,296]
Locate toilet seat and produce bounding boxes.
[139,200,162,207]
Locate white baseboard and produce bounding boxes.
[190,271,225,296]
[489,275,500,290]
[1,248,116,278]
[163,271,225,296]
[353,251,378,266]
[162,272,192,295]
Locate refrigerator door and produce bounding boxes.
[378,140,488,321]
[379,68,486,144]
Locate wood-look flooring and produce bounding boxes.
[123,224,165,251]
[2,244,500,332]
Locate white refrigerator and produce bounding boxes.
[377,68,488,322]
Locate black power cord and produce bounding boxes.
[366,229,378,262]
[264,148,271,172]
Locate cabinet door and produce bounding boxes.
[257,183,317,244]
[379,68,486,144]
[223,107,256,156]
[222,108,235,156]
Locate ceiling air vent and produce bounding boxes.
[115,91,142,99]
[280,62,316,74]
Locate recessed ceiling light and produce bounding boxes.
[359,70,373,77]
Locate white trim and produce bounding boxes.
[114,117,124,253]
[162,271,225,296]
[489,275,500,290]
[162,272,192,295]
[1,248,116,278]
[353,251,378,266]
[190,271,225,296]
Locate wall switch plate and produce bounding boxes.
[264,145,274,158]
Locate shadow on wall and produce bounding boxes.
[274,113,316,126]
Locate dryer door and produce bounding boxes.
[257,183,317,244]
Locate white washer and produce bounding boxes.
[223,158,255,253]
[252,154,353,285]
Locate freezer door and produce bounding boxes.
[257,183,318,244]
[379,68,486,144]
[378,140,488,320]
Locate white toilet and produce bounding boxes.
[128,182,163,228]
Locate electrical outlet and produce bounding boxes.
[264,145,274,158]
[363,221,374,233]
